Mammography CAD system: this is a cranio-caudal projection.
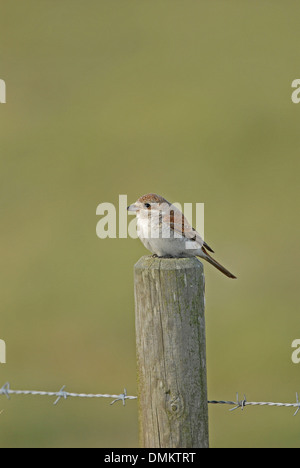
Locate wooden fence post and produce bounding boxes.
[134,256,209,448]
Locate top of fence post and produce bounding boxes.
[134,255,209,448]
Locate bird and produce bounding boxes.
[127,193,236,279]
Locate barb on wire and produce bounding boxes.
[0,382,137,406]
[110,388,128,406]
[294,393,300,417]
[53,386,68,406]
[208,392,300,417]
[229,393,247,412]
[0,382,10,400]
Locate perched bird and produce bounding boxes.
[127,193,236,279]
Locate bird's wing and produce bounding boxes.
[162,205,202,243]
[162,204,215,252]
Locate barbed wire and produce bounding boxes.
[0,383,137,406]
[208,392,300,416]
[1,383,299,416]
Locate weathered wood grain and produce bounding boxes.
[134,256,209,448]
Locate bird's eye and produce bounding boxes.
[144,203,151,208]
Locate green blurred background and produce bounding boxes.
[0,0,299,448]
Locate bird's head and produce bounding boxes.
[127,193,171,217]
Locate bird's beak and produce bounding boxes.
[127,203,139,212]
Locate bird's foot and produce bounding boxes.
[151,254,175,259]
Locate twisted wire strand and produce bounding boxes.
[208,392,300,416]
[1,383,299,415]
[0,383,137,406]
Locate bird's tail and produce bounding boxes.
[200,247,237,279]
